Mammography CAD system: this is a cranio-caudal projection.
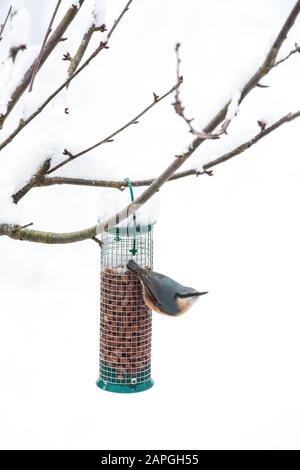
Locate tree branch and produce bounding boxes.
[67,25,95,79]
[274,42,300,66]
[91,236,103,248]
[0,223,97,244]
[0,0,133,149]
[176,0,300,139]
[36,111,300,190]
[0,5,12,43]
[5,110,300,244]
[172,43,220,139]
[12,159,51,204]
[47,79,182,174]
[203,111,300,170]
[1,1,300,245]
[40,176,126,190]
[39,169,212,190]
[0,1,85,129]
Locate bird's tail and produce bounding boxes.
[126,260,145,276]
[195,291,208,297]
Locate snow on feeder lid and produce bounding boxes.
[97,179,154,393]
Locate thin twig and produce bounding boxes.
[0,5,12,42]
[9,44,27,62]
[28,0,63,93]
[172,43,219,140]
[0,0,133,148]
[47,79,181,174]
[19,222,33,230]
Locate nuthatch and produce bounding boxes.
[127,260,208,316]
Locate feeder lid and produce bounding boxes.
[106,222,155,236]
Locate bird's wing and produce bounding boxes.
[142,271,183,315]
[147,272,197,295]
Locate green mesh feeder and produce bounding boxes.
[97,180,154,393]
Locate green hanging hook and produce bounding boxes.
[125,177,138,256]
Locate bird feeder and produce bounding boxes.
[96,223,154,393]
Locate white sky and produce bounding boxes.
[0,0,300,450]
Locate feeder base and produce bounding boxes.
[96,378,154,394]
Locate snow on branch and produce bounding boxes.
[3,105,300,243]
[274,42,300,66]
[28,0,63,93]
[47,79,181,174]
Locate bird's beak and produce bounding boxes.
[197,291,208,296]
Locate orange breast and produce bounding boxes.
[176,296,199,314]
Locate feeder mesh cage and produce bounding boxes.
[97,225,154,393]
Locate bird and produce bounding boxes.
[126,260,208,316]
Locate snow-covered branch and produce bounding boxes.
[172,43,220,140]
[0,0,133,150]
[0,0,300,245]
[28,0,63,93]
[67,25,104,80]
[33,111,300,191]
[0,1,85,129]
[13,159,51,204]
